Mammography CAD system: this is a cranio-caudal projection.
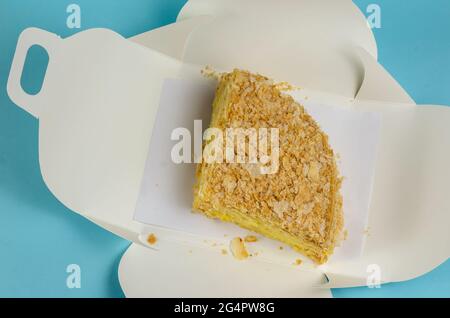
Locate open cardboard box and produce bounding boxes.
[7,0,450,297]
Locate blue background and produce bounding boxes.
[0,0,449,297]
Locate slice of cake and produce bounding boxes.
[193,69,344,264]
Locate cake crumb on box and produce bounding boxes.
[244,235,258,243]
[363,227,370,237]
[294,259,303,266]
[147,233,157,245]
[230,237,249,260]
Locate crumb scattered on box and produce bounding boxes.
[147,233,157,245]
[294,259,303,266]
[230,237,249,260]
[363,227,370,236]
[244,235,258,243]
[201,65,222,80]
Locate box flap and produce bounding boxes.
[354,47,415,105]
[7,27,182,239]
[130,15,214,61]
[118,242,331,297]
[323,103,450,287]
[130,0,412,106]
[152,0,377,99]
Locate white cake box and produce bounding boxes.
[7,0,450,297]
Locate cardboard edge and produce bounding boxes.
[322,256,449,289]
[354,47,416,105]
[129,15,214,60]
[118,242,333,298]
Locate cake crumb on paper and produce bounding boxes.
[230,237,249,260]
[201,65,222,80]
[147,233,157,245]
[221,249,228,255]
[244,235,258,243]
[294,259,303,266]
[363,227,371,237]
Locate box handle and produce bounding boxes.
[7,28,59,118]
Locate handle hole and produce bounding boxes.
[20,44,49,95]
